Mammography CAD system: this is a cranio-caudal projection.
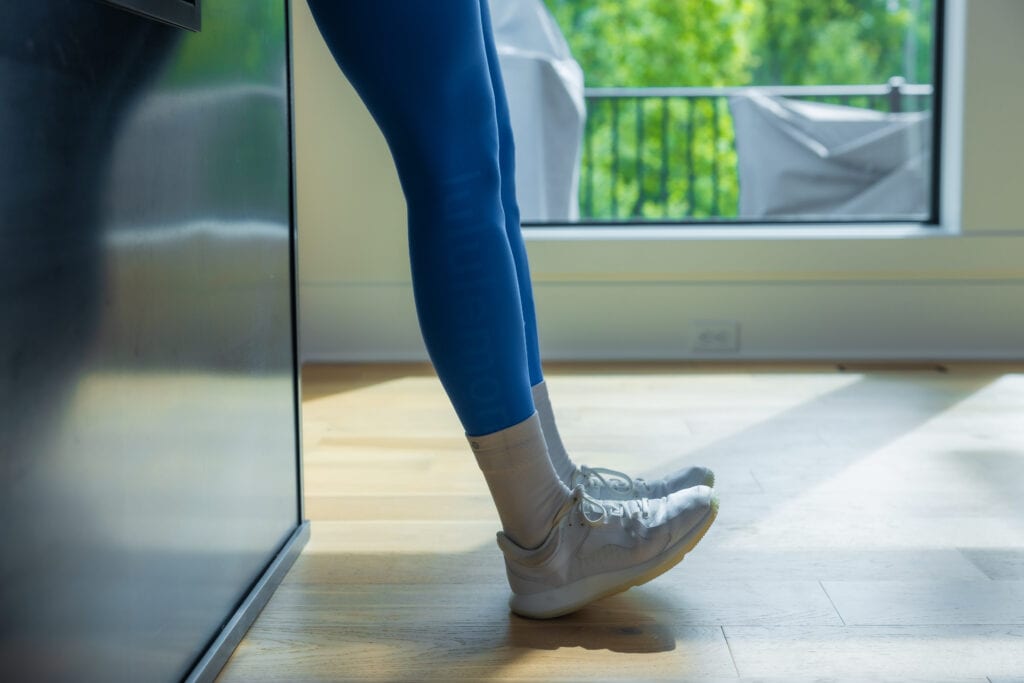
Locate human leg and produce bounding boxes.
[476,1,715,497]
[476,0,543,388]
[305,0,528,436]
[305,0,569,549]
[306,0,716,612]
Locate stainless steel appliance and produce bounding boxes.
[1,1,306,680]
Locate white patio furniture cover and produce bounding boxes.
[729,92,932,220]
[489,0,585,222]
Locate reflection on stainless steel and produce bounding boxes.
[0,1,299,681]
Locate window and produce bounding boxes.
[493,0,942,225]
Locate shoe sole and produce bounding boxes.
[509,496,720,619]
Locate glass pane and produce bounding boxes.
[491,0,938,224]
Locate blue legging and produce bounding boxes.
[306,0,545,436]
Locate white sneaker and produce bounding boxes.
[497,484,718,619]
[571,464,715,501]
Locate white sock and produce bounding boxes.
[531,380,578,484]
[469,412,572,549]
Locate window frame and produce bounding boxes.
[522,0,948,231]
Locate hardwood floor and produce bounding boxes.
[217,362,1024,682]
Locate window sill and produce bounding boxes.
[521,221,1024,284]
[523,222,957,242]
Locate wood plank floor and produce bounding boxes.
[218,362,1024,682]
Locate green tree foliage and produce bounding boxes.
[544,0,759,87]
[751,0,934,85]
[541,0,936,220]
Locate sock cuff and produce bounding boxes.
[529,379,576,483]
[469,411,545,471]
[531,380,549,406]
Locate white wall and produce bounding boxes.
[292,0,1024,362]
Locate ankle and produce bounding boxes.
[531,381,578,483]
[470,412,572,549]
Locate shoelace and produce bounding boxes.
[573,464,652,497]
[571,486,651,527]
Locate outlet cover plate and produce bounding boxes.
[691,320,740,352]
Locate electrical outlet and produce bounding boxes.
[691,320,740,352]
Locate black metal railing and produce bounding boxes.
[576,78,933,221]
